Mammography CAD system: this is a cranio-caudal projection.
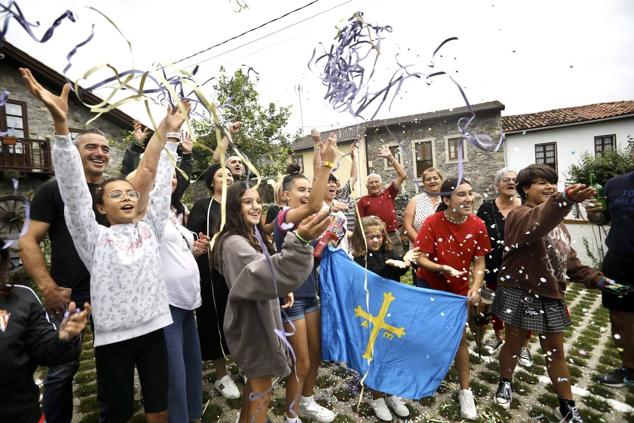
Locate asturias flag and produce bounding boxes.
[319,248,468,399]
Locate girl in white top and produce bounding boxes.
[21,67,188,423]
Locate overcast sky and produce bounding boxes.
[4,0,633,133]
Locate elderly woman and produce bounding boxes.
[492,164,613,423]
[402,167,443,244]
[476,168,532,362]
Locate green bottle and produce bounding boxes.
[589,173,607,210]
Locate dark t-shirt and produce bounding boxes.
[604,171,634,256]
[353,247,407,282]
[476,200,506,287]
[187,197,221,286]
[29,180,107,293]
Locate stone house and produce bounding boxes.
[291,101,507,220]
[0,41,135,196]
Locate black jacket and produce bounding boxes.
[0,285,80,423]
[354,247,408,282]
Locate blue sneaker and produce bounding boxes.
[597,367,634,387]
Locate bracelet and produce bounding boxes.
[295,231,311,244]
[562,188,577,204]
[438,265,445,273]
[166,131,181,141]
[314,144,321,150]
[322,160,335,168]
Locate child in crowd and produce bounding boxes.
[349,215,419,421]
[274,134,338,423]
[213,182,332,423]
[21,67,187,423]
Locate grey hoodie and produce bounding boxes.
[219,232,314,378]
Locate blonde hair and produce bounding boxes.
[422,166,443,181]
[350,215,393,257]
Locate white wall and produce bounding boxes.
[505,118,634,189]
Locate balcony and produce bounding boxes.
[0,137,52,174]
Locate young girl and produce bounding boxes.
[274,135,337,423]
[492,164,609,422]
[415,177,491,421]
[21,67,187,423]
[213,182,332,423]
[350,215,419,421]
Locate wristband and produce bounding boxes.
[322,160,335,168]
[438,265,445,274]
[562,188,577,204]
[295,231,311,244]
[166,132,181,141]
[314,144,321,150]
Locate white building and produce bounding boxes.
[502,101,634,190]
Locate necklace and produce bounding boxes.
[444,210,468,225]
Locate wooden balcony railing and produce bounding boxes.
[0,137,52,174]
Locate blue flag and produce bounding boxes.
[319,248,468,399]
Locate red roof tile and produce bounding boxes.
[502,101,634,133]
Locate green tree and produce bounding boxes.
[567,144,633,186]
[190,67,297,179]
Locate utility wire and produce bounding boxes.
[170,0,323,65]
[182,0,352,69]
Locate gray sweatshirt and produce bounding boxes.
[219,232,314,379]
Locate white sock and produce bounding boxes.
[285,417,299,423]
[300,395,313,403]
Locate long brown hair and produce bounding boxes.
[350,215,393,257]
[212,181,272,271]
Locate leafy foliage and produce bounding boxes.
[567,145,634,186]
[190,67,297,179]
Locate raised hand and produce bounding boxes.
[467,285,480,305]
[565,184,597,203]
[227,121,242,136]
[311,128,321,144]
[296,209,332,241]
[181,131,193,154]
[320,132,337,164]
[378,145,394,159]
[59,302,92,342]
[133,120,150,144]
[19,67,70,133]
[161,100,191,133]
[350,143,357,158]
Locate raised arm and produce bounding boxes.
[146,141,179,241]
[120,121,149,177]
[378,145,407,190]
[19,68,99,267]
[172,132,193,203]
[349,143,358,187]
[129,102,190,217]
[285,133,337,224]
[212,122,241,164]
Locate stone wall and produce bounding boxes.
[1,62,129,196]
[363,111,506,215]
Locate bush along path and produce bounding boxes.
[65,284,634,422]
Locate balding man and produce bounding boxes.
[212,122,246,179]
[357,145,408,256]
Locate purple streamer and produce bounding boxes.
[310,12,420,120]
[0,90,8,107]
[63,24,95,74]
[0,1,76,46]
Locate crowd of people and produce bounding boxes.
[0,67,632,423]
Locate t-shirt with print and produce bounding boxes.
[273,207,318,298]
[415,212,491,296]
[604,171,634,256]
[29,179,107,293]
[357,181,399,232]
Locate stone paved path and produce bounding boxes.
[62,283,633,423]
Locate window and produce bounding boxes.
[0,100,28,139]
[445,136,467,162]
[382,144,402,169]
[412,140,434,179]
[292,154,304,173]
[594,135,615,156]
[535,142,557,171]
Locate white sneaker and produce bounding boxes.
[458,389,478,420]
[235,411,240,423]
[386,395,410,417]
[284,417,303,423]
[371,397,393,422]
[299,396,336,423]
[214,374,240,399]
[518,346,533,367]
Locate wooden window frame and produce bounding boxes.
[411,138,435,181]
[535,142,558,172]
[594,134,615,156]
[0,99,29,139]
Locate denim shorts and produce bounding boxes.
[282,296,320,322]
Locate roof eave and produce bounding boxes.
[504,113,634,135]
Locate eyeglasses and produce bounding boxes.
[502,177,516,184]
[107,190,140,201]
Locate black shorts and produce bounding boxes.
[602,251,634,312]
[94,329,168,423]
